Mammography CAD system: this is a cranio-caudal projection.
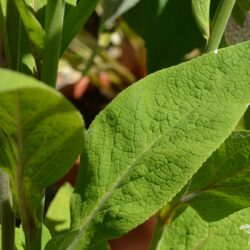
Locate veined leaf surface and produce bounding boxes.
[0,69,84,227]
[158,206,250,250]
[48,41,250,249]
[179,131,250,221]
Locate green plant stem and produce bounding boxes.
[149,218,164,250]
[206,0,236,52]
[21,192,44,250]
[0,170,15,250]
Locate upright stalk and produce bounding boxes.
[20,192,44,250]
[206,0,236,52]
[0,170,15,250]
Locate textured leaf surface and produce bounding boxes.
[45,183,73,235]
[158,206,250,250]
[179,131,250,221]
[0,69,84,225]
[102,0,141,28]
[45,41,250,249]
[124,0,204,72]
[191,0,210,39]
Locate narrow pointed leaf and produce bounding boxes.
[102,0,141,28]
[192,0,210,40]
[158,206,250,250]
[14,0,45,51]
[0,69,84,227]
[47,41,250,249]
[179,131,250,221]
[41,0,65,87]
[61,0,98,54]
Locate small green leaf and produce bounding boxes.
[14,0,45,51]
[0,69,84,229]
[158,206,250,250]
[47,41,250,249]
[179,131,250,221]
[61,0,98,54]
[191,0,210,40]
[45,183,74,235]
[102,0,141,28]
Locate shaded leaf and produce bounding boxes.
[14,0,45,51]
[179,131,250,221]
[158,206,250,250]
[0,69,84,228]
[61,0,98,54]
[47,41,250,249]
[124,0,205,72]
[102,0,141,28]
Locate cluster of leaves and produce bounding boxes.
[0,0,250,250]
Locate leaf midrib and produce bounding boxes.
[69,98,227,248]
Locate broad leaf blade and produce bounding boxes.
[158,206,250,250]
[191,0,210,40]
[61,0,98,54]
[179,131,250,221]
[46,41,250,249]
[0,69,84,227]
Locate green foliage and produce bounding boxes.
[1,0,250,249]
[101,0,141,28]
[181,131,250,221]
[124,0,205,72]
[192,0,210,40]
[14,0,45,51]
[0,69,84,233]
[46,41,250,249]
[45,183,73,236]
[158,206,250,249]
[61,0,99,54]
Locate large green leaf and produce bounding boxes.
[158,206,250,250]
[124,0,205,72]
[178,131,250,221]
[101,0,141,28]
[0,69,84,228]
[191,0,210,40]
[47,41,250,249]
